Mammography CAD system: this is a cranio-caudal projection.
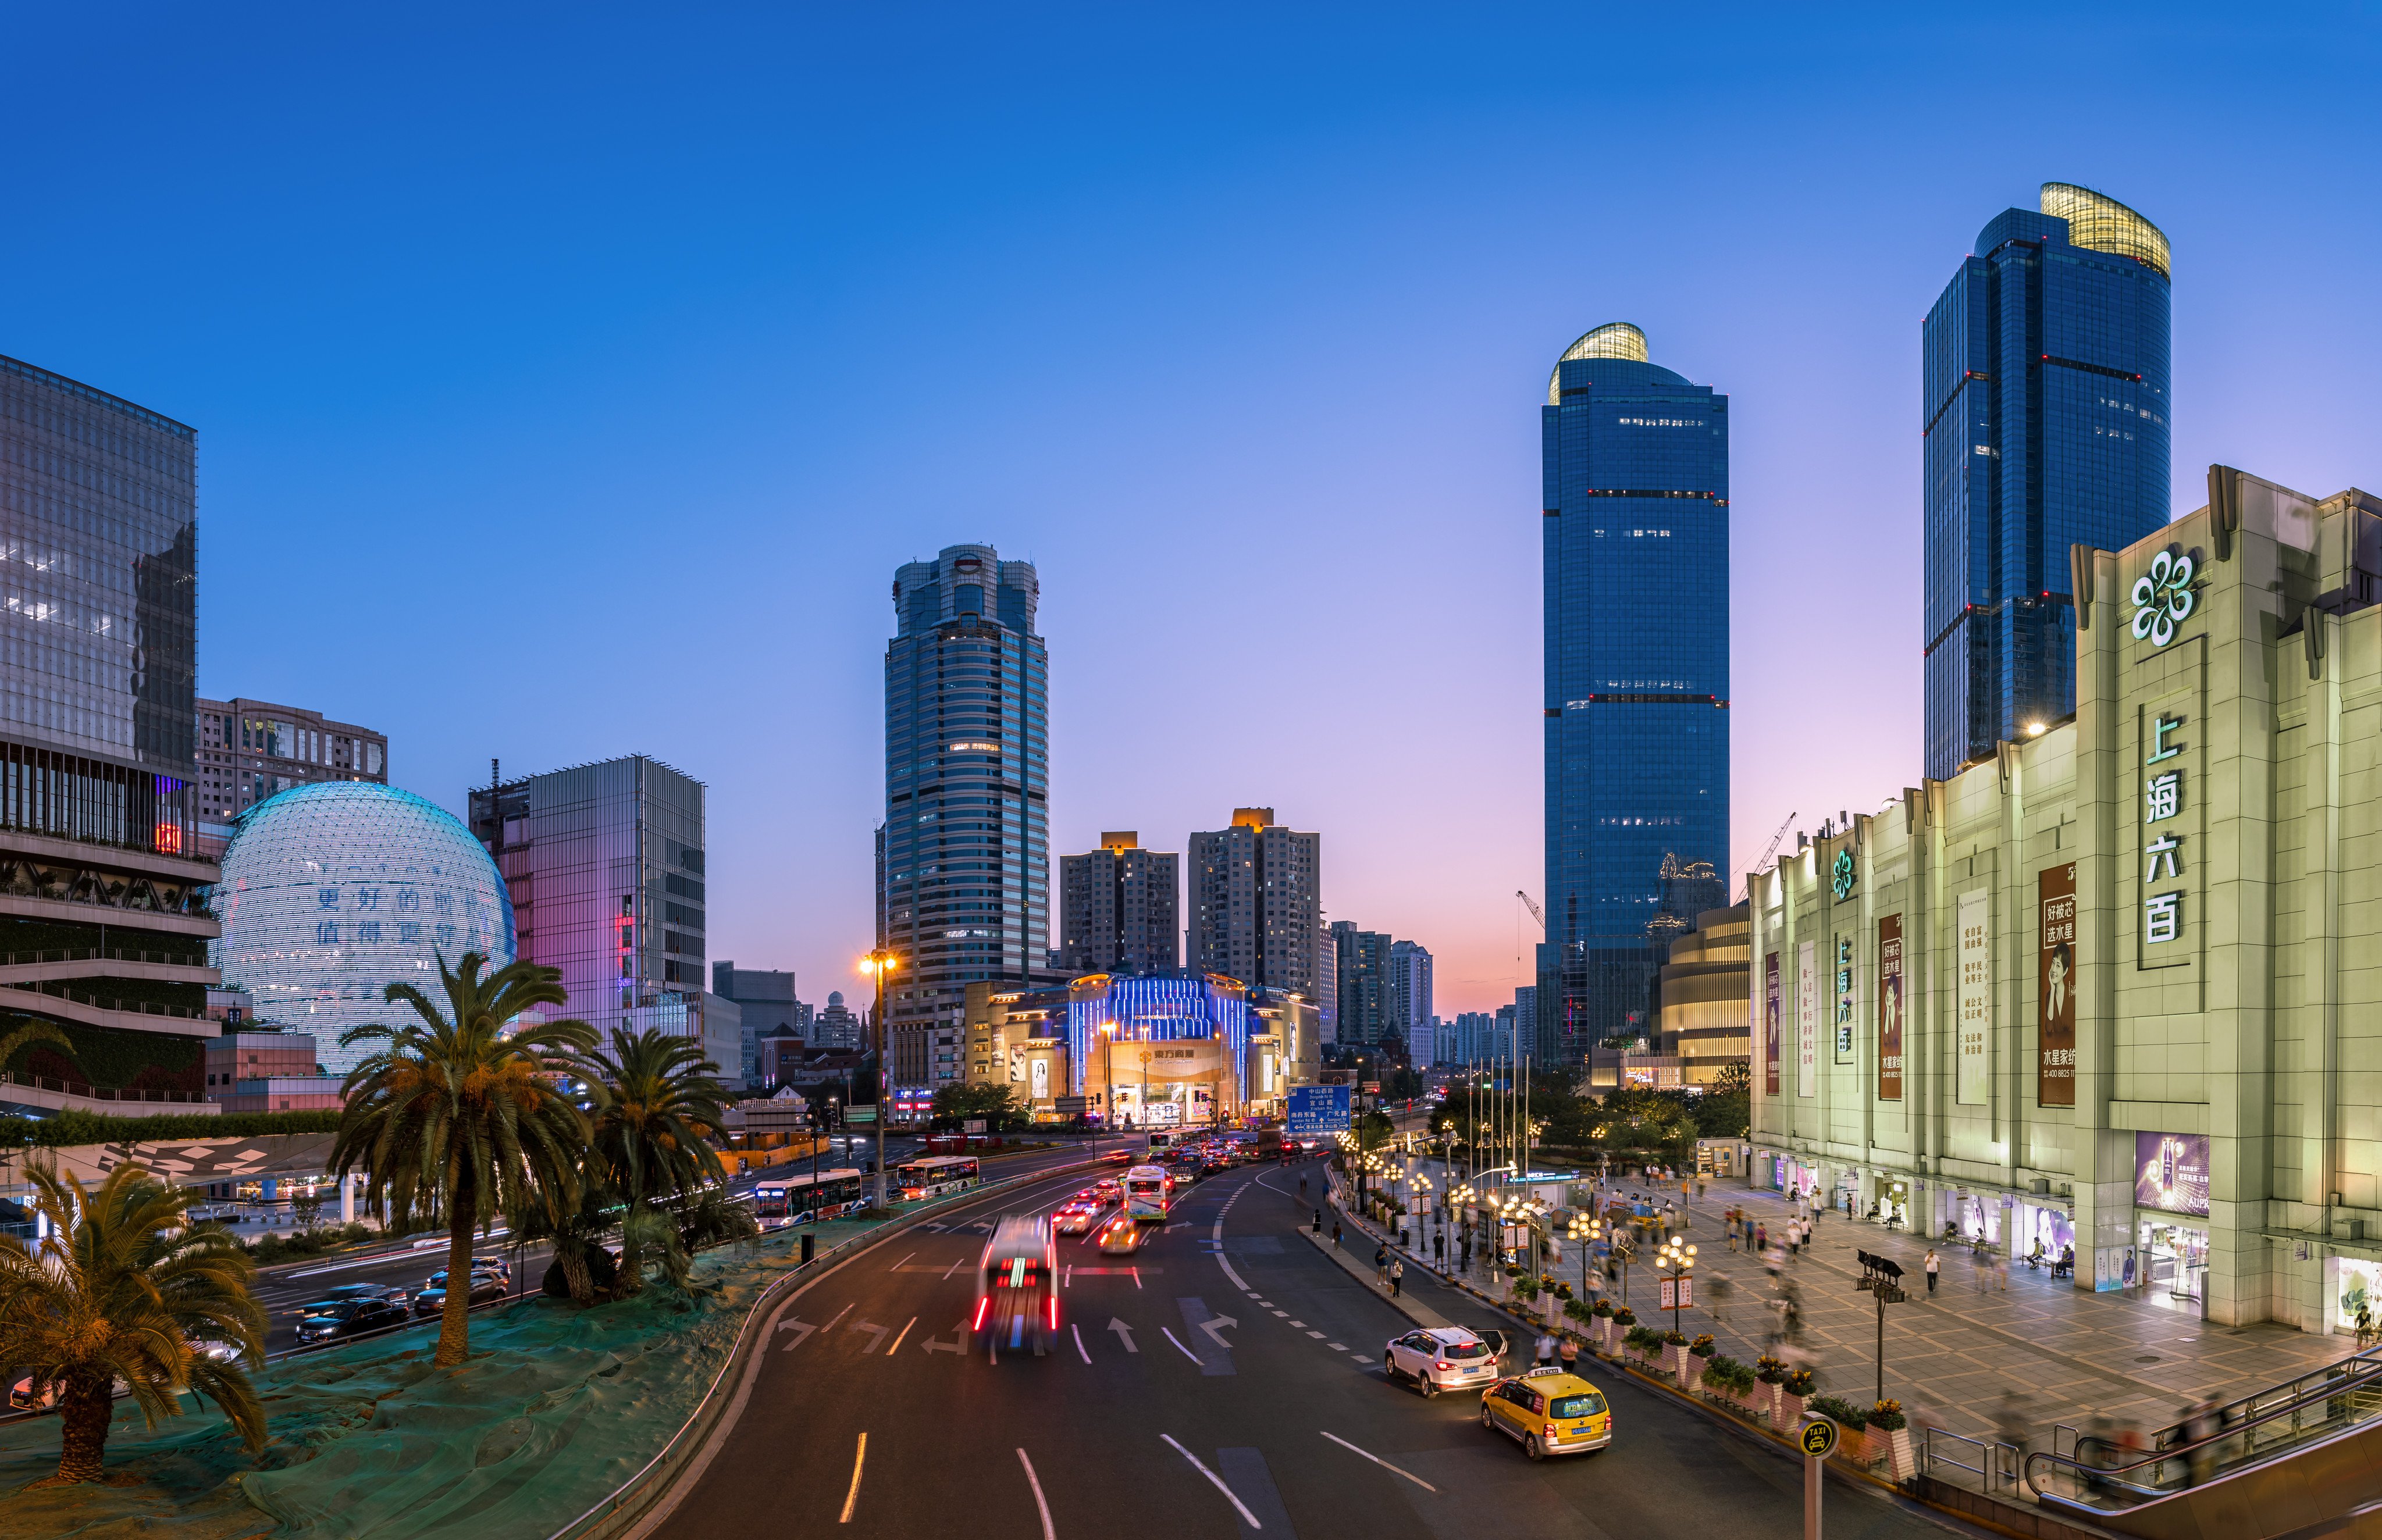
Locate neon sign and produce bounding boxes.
[2130,547,2196,648]
[1831,849,1856,901]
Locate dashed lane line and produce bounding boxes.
[1160,1434,1262,1529]
[1017,1449,1056,1540]
[838,1432,867,1524]
[1159,1327,1204,1364]
[1320,1430,1438,1492]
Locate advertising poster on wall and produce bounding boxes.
[1957,887,1991,1106]
[2135,1131,2211,1217]
[1030,1057,1049,1101]
[1878,914,1904,1101]
[1764,952,1781,1096]
[2039,863,2078,1107]
[1797,940,1818,1098]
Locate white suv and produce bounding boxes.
[1384,1327,1500,1397]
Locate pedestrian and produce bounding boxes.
[1433,1231,1445,1266]
[1560,1333,1580,1373]
[1925,1248,1940,1296]
[1754,1222,1768,1254]
[1460,1236,1472,1272]
[1390,1258,1404,1297]
[1299,1175,1308,1198]
[1333,1220,1343,1248]
[1536,1332,1557,1367]
[1375,1243,1388,1284]
[1312,1208,1322,1235]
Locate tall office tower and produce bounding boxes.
[1332,922,1390,1047]
[1922,183,2172,779]
[813,990,863,1051]
[0,354,219,1094]
[471,755,731,1064]
[1313,917,1338,1045]
[713,961,800,1088]
[1508,986,1534,1064]
[1539,322,1731,1065]
[1490,1004,1518,1061]
[1449,1010,1498,1065]
[878,546,1050,1088]
[1386,939,1433,1054]
[1188,807,1322,994]
[193,697,386,828]
[1058,832,1178,974]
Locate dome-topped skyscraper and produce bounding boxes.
[211,782,515,1076]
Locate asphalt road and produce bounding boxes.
[643,1156,1984,1540]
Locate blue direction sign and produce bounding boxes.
[1286,1084,1352,1138]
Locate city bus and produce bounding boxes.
[892,1154,981,1200]
[753,1168,866,1228]
[973,1214,1056,1359]
[1124,1164,1172,1224]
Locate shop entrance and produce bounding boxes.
[2011,1202,2075,1271]
[2138,1218,2208,1309]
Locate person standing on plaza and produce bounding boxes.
[1925,1248,1941,1296]
[1390,1257,1404,1298]
[1754,1222,1768,1254]
[1433,1229,1445,1268]
[1333,1220,1343,1248]
[1560,1332,1580,1374]
[1374,1242,1388,1285]
[1536,1332,1557,1368]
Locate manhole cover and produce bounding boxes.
[2135,1354,2162,1363]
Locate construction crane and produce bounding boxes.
[1516,890,1544,929]
[1742,811,1799,900]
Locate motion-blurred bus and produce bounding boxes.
[1124,1164,1172,1224]
[973,1214,1056,1359]
[753,1168,865,1227]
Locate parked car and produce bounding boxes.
[1384,1326,1500,1397]
[295,1297,411,1345]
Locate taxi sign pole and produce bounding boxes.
[1799,1417,1838,1539]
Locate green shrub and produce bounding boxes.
[1808,1393,1869,1429]
[0,1107,341,1148]
[1701,1354,1757,1395]
[1689,1332,1715,1357]
[1591,1299,1615,1318]
[1622,1325,1663,1354]
[1870,1399,1907,1431]
[1783,1368,1817,1397]
[1755,1354,1787,1385]
[1562,1297,1593,1324]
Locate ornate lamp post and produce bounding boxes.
[857,949,899,1211]
[1655,1231,1698,1335]
[1566,1210,1594,1300]
[1099,1022,1117,1136]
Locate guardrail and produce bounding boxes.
[541,1154,1102,1540]
[0,947,206,968]
[0,1070,208,1104]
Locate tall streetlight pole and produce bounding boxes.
[859,949,899,1211]
[1100,1023,1117,1140]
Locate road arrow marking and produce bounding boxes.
[921,1319,968,1354]
[1198,1315,1238,1352]
[776,1318,817,1350]
[849,1319,889,1354]
[1107,1317,1138,1353]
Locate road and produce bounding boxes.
[642,1155,1983,1540]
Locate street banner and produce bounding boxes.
[1878,914,1904,1101]
[2039,864,2078,1107]
[1660,1277,1676,1310]
[1764,952,1782,1096]
[1286,1084,1351,1137]
[1957,887,1990,1106]
[1796,940,1818,1099]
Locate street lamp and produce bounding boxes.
[1566,1211,1594,1301]
[857,949,899,1211]
[1655,1231,1698,1335]
[1099,1023,1117,1139]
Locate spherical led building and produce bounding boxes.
[212,782,515,1076]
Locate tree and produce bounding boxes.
[332,952,594,1367]
[1694,1061,1751,1139]
[0,1162,266,1485]
[579,1027,732,1295]
[930,1081,1024,1132]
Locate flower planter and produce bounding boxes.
[1882,1425,1917,1482]
[1776,1391,1806,1435]
[1673,1346,1696,1388]
[1752,1381,1782,1425]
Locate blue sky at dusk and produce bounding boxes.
[6,5,2377,1013]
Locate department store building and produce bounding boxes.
[1750,466,2382,1333]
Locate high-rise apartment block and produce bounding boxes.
[1922,183,2171,779]
[193,697,386,828]
[1331,922,1390,1047]
[1314,917,1338,1045]
[712,961,802,1088]
[0,354,220,1097]
[1059,832,1178,974]
[1188,808,1321,997]
[471,755,729,1063]
[1387,939,1433,1056]
[878,546,1050,1089]
[1539,322,1731,1065]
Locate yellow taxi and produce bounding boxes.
[1478,1367,1612,1460]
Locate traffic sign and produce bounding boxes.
[845,1106,878,1124]
[1799,1417,1839,1459]
[1286,1085,1351,1136]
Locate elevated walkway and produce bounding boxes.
[2022,1343,2382,1539]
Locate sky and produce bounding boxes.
[6,4,2379,1016]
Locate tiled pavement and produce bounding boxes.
[1374,1164,2353,1449]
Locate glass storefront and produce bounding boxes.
[2011,1201,2075,1265]
[2333,1256,2382,1335]
[2138,1218,2208,1307]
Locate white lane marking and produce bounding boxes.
[1161,1434,1261,1528]
[1320,1430,1438,1491]
[825,1302,854,1331]
[1131,1267,1142,1291]
[1018,1448,1057,1540]
[1287,1320,1307,1327]
[1270,1310,1289,1317]
[1159,1327,1204,1364]
[1305,1331,1326,1339]
[1072,1323,1092,1363]
[886,1317,916,1356]
[1327,1342,1347,1351]
[838,1431,867,1523]
[942,1256,970,1280]
[887,1251,916,1272]
[1063,1264,1072,1288]
[1216,1253,1251,1291]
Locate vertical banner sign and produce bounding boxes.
[1877,914,1904,1101]
[1796,939,1818,1099]
[1956,888,1991,1106]
[2039,864,2077,1107]
[1764,953,1782,1096]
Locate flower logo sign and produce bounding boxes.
[1831,849,1856,901]
[2130,548,2197,648]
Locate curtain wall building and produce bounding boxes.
[1922,183,2173,780]
[1539,322,1731,1065]
[877,545,1050,1088]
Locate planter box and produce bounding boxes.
[1673,1346,1696,1388]
[1776,1391,1806,1435]
[1882,1425,1917,1482]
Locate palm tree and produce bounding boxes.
[331,952,594,1367]
[579,1027,730,1295]
[0,1162,266,1485]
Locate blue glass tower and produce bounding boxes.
[1538,323,1730,1064]
[1923,183,2171,780]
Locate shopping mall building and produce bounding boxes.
[1750,466,2382,1333]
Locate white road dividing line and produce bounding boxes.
[1072,1324,1092,1363]
[838,1432,868,1523]
[1131,1267,1142,1291]
[1216,1253,1250,1291]
[886,1251,916,1272]
[1159,1327,1204,1364]
[1320,1430,1437,1491]
[885,1317,916,1356]
[942,1256,970,1281]
[825,1302,854,1331]
[1161,1434,1261,1528]
[1017,1448,1057,1540]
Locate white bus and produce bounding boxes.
[892,1154,981,1200]
[753,1168,866,1228]
[1124,1164,1172,1224]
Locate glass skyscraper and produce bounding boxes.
[1537,323,1730,1064]
[878,545,1049,1084]
[1922,183,2171,780]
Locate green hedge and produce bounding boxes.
[0,915,209,965]
[7,1015,207,1090]
[0,1107,341,1148]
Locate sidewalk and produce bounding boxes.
[1359,1162,2351,1450]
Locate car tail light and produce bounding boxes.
[972,1297,991,1331]
[1048,1295,1059,1331]
[1436,1360,1451,1371]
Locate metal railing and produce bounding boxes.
[0,1070,208,1104]
[1920,1427,2025,1494]
[0,947,208,968]
[1,981,204,1018]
